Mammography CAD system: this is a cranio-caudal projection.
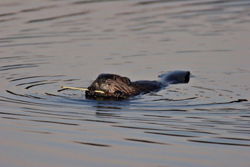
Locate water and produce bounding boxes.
[1,0,250,166]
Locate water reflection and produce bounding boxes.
[0,0,250,167]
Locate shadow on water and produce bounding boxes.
[0,0,250,167]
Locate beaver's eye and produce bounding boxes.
[123,77,131,85]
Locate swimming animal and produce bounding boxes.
[85,70,190,99]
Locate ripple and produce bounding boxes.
[145,131,197,138]
[188,139,250,147]
[0,64,38,71]
[73,141,111,147]
[0,0,250,166]
[125,138,168,145]
[20,5,57,13]
[26,11,90,23]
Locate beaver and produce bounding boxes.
[85,70,190,99]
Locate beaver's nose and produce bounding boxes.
[87,86,96,96]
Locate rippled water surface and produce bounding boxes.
[1,0,250,167]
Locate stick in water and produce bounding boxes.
[61,86,105,94]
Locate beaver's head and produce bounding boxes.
[86,74,132,98]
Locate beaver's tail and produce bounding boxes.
[158,71,190,84]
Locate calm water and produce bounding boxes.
[1,0,250,166]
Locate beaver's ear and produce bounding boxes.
[123,77,131,85]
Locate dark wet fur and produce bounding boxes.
[86,71,190,99]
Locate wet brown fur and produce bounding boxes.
[86,73,164,98]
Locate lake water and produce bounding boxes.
[0,0,250,166]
